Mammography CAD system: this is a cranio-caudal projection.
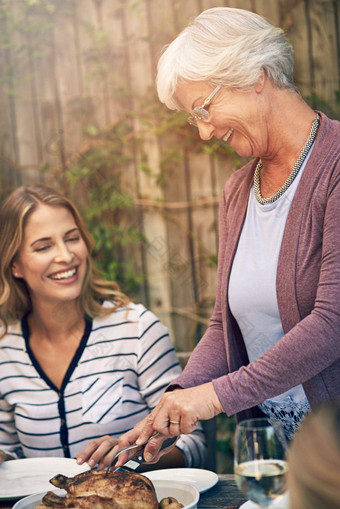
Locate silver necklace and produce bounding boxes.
[254,114,320,205]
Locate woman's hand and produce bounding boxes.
[0,450,14,464]
[76,382,223,469]
[76,435,120,469]
[115,382,223,466]
[148,382,223,434]
[75,429,173,469]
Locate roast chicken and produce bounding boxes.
[34,470,183,509]
[35,470,158,509]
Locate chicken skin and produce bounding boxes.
[35,470,158,509]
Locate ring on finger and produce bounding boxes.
[169,420,180,425]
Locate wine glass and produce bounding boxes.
[234,418,288,508]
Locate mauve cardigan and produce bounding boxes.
[172,111,340,421]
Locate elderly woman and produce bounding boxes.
[77,7,340,469]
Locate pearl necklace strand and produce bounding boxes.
[253,114,320,205]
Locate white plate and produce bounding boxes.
[240,491,289,509]
[0,458,90,501]
[13,489,65,509]
[144,467,218,493]
[13,480,200,509]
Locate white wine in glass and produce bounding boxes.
[234,418,288,508]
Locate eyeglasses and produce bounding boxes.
[187,85,222,127]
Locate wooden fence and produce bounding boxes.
[0,0,339,353]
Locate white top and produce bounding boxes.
[229,150,313,438]
[0,302,206,467]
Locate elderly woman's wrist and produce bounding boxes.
[210,381,225,415]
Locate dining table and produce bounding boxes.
[197,474,247,508]
[0,474,247,509]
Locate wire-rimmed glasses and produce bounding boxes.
[187,84,222,127]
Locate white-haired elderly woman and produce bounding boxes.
[77,7,340,469]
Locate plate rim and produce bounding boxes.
[144,467,218,493]
[12,489,65,509]
[0,457,89,501]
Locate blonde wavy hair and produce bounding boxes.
[156,7,297,110]
[288,401,340,509]
[0,184,130,338]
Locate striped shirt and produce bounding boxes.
[0,302,206,467]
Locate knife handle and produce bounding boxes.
[117,435,178,472]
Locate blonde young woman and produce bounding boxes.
[78,6,340,469]
[0,184,206,469]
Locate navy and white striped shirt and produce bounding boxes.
[0,302,206,467]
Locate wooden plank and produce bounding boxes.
[186,150,218,308]
[159,140,199,352]
[308,0,339,109]
[99,0,128,124]
[122,0,175,337]
[284,1,312,98]
[146,0,206,351]
[72,0,126,133]
[284,0,339,112]
[7,1,41,183]
[0,11,20,191]
[174,0,202,29]
[49,2,84,163]
[222,0,255,11]
[30,5,72,176]
[75,0,107,130]
[116,4,149,305]
[252,0,280,25]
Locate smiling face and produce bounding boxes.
[12,203,88,308]
[176,79,268,158]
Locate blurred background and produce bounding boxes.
[0,0,339,472]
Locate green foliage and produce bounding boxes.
[59,119,146,296]
[207,253,218,268]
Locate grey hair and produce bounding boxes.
[156,7,296,110]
